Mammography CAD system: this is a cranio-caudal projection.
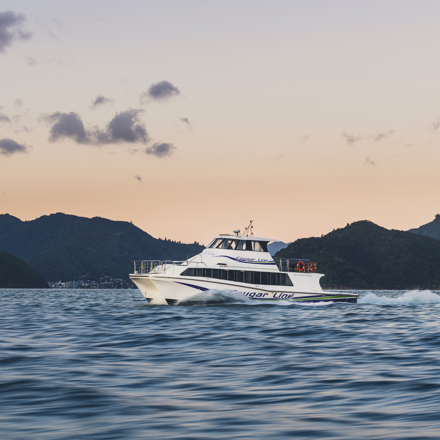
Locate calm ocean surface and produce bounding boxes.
[1,288,440,439]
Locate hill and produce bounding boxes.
[0,213,203,282]
[275,221,440,290]
[0,252,49,288]
[409,214,440,241]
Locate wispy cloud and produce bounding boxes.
[0,112,11,124]
[25,55,71,67]
[134,175,142,183]
[365,157,376,166]
[145,142,176,158]
[271,154,285,161]
[179,117,193,131]
[141,80,180,103]
[0,11,32,53]
[0,138,29,156]
[341,132,362,145]
[373,130,394,142]
[432,119,440,132]
[91,95,113,109]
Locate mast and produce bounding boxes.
[242,219,254,237]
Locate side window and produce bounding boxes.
[245,241,253,251]
[214,239,224,248]
[220,240,232,249]
[253,272,261,284]
[212,269,219,279]
[244,271,252,284]
[253,241,265,252]
[236,271,244,282]
[235,240,246,250]
[181,268,194,276]
[228,270,235,281]
[259,241,268,252]
[208,238,219,248]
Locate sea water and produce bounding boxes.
[1,288,440,439]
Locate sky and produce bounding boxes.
[1,0,440,245]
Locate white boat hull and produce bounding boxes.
[130,274,358,305]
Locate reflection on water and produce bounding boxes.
[1,288,440,439]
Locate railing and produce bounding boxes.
[132,258,318,275]
[272,257,317,273]
[132,259,207,275]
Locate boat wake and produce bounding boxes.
[176,290,332,306]
[177,289,254,305]
[359,290,440,305]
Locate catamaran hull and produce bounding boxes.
[130,275,358,305]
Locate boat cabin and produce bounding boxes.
[206,236,273,253]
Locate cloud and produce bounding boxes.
[341,132,362,145]
[145,142,176,158]
[271,154,285,161]
[141,80,180,103]
[96,109,149,144]
[46,112,89,143]
[45,109,149,145]
[25,55,71,67]
[179,117,193,130]
[373,130,394,142]
[91,95,113,108]
[0,138,29,156]
[134,175,142,183]
[0,11,32,53]
[365,157,376,166]
[25,55,37,66]
[0,112,11,124]
[14,98,23,107]
[433,119,440,132]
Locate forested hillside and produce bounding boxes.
[409,214,440,241]
[276,221,440,290]
[0,252,49,288]
[0,213,203,282]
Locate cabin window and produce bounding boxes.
[235,240,246,250]
[180,268,293,287]
[208,238,219,248]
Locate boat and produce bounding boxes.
[129,220,358,305]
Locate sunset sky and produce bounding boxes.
[1,0,440,245]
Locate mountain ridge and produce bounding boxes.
[0,213,203,282]
[408,214,440,241]
[0,252,49,288]
[276,220,440,290]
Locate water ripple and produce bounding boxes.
[1,288,440,439]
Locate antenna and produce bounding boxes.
[242,219,254,237]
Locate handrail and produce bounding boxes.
[132,258,317,274]
[132,259,208,275]
[272,257,317,273]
